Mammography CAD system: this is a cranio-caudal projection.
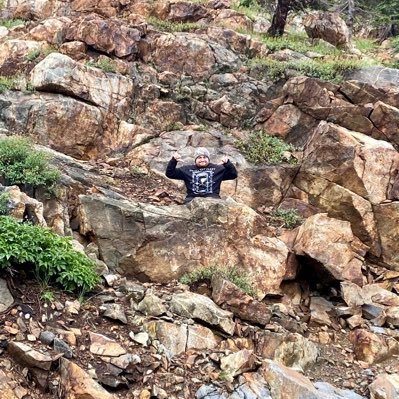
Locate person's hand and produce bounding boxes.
[221,156,229,164]
[173,151,182,162]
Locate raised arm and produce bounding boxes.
[221,157,238,180]
[165,152,185,180]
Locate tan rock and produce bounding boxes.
[261,359,322,398]
[89,332,126,357]
[211,274,271,325]
[310,296,334,326]
[349,329,399,364]
[71,0,120,18]
[28,17,71,44]
[212,8,253,31]
[59,41,87,60]
[4,185,46,226]
[256,331,319,372]
[7,0,70,19]
[146,32,239,81]
[60,358,116,399]
[294,213,367,285]
[260,104,318,146]
[153,0,210,22]
[145,321,220,356]
[374,202,399,270]
[0,40,45,75]
[79,195,289,299]
[169,292,235,335]
[294,172,378,255]
[301,122,399,205]
[0,370,19,399]
[66,14,143,58]
[0,278,14,313]
[303,11,350,48]
[0,91,104,160]
[30,53,134,110]
[369,373,399,399]
[220,349,256,381]
[8,342,60,370]
[370,101,399,149]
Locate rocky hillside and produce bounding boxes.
[0,0,399,398]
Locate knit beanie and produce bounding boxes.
[194,147,210,160]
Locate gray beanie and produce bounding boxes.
[194,147,210,160]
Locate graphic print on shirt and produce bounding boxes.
[191,169,214,194]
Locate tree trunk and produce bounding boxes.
[347,0,355,41]
[267,0,291,37]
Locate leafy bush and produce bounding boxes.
[0,192,10,215]
[235,131,296,165]
[148,17,202,32]
[0,216,100,292]
[271,208,303,229]
[0,136,60,192]
[180,265,255,297]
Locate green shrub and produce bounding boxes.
[392,36,399,53]
[0,136,61,193]
[235,131,296,165]
[0,76,18,93]
[86,58,116,73]
[148,17,202,32]
[0,216,100,292]
[271,208,303,228]
[0,19,25,28]
[180,265,255,297]
[0,192,10,215]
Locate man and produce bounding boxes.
[165,147,238,203]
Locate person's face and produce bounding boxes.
[195,155,209,168]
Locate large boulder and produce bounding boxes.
[30,53,135,112]
[152,0,210,22]
[144,32,240,81]
[28,17,71,44]
[303,12,350,48]
[66,14,144,58]
[0,92,104,159]
[6,0,70,19]
[369,101,399,150]
[293,213,368,286]
[300,122,399,205]
[78,195,289,299]
[283,77,374,134]
[374,202,399,270]
[344,66,399,89]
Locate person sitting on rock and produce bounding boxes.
[165,147,238,203]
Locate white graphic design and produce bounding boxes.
[192,170,214,194]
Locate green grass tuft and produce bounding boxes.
[235,131,296,165]
[180,265,255,297]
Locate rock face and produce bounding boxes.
[294,213,367,286]
[60,358,116,399]
[303,12,350,48]
[30,53,135,111]
[79,195,289,299]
